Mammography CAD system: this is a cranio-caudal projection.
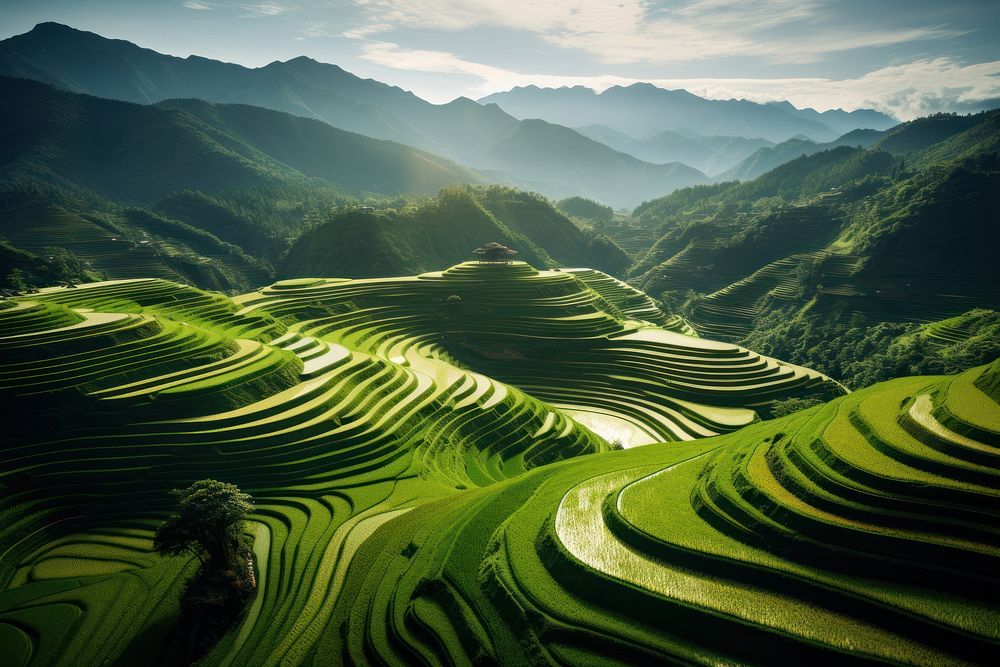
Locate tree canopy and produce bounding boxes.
[154,479,254,567]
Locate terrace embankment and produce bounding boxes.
[0,263,844,665]
[331,359,999,664]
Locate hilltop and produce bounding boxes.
[282,187,631,278]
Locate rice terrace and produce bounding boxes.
[1,2,999,666]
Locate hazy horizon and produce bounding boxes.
[1,1,998,120]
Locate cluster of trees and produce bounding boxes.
[743,309,1000,390]
[1,241,101,291]
[555,196,614,224]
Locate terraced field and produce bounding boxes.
[689,251,826,339]
[0,204,272,292]
[334,359,1000,665]
[0,205,179,280]
[563,267,696,334]
[239,262,837,444]
[0,261,846,665]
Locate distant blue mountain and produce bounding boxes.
[480,83,897,143]
[0,23,710,207]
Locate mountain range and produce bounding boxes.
[0,23,709,207]
[0,22,898,207]
[718,128,884,181]
[479,84,897,144]
[0,77,483,203]
[574,125,775,175]
[0,76,631,289]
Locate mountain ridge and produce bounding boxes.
[0,22,708,207]
[479,82,897,143]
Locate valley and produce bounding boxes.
[0,14,997,667]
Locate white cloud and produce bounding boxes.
[645,58,1000,119]
[239,2,287,18]
[351,0,963,65]
[182,1,213,9]
[342,23,392,40]
[359,41,1000,119]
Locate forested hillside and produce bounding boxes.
[0,23,713,207]
[0,78,632,291]
[607,109,1000,388]
[282,187,630,278]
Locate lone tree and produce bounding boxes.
[155,480,257,660]
[473,241,517,263]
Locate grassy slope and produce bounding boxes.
[0,262,841,665]
[331,359,1000,665]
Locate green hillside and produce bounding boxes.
[0,23,714,208]
[616,109,999,388]
[745,308,1000,390]
[554,196,614,224]
[281,187,631,279]
[0,261,845,664]
[0,77,484,203]
[334,358,1000,664]
[0,76,495,293]
[874,111,990,155]
[719,128,883,182]
[0,187,277,293]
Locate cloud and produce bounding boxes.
[351,0,963,65]
[359,41,1000,119]
[238,2,287,18]
[360,42,488,75]
[646,58,1000,120]
[342,23,392,40]
[182,1,213,9]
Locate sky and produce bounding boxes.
[2,0,998,119]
